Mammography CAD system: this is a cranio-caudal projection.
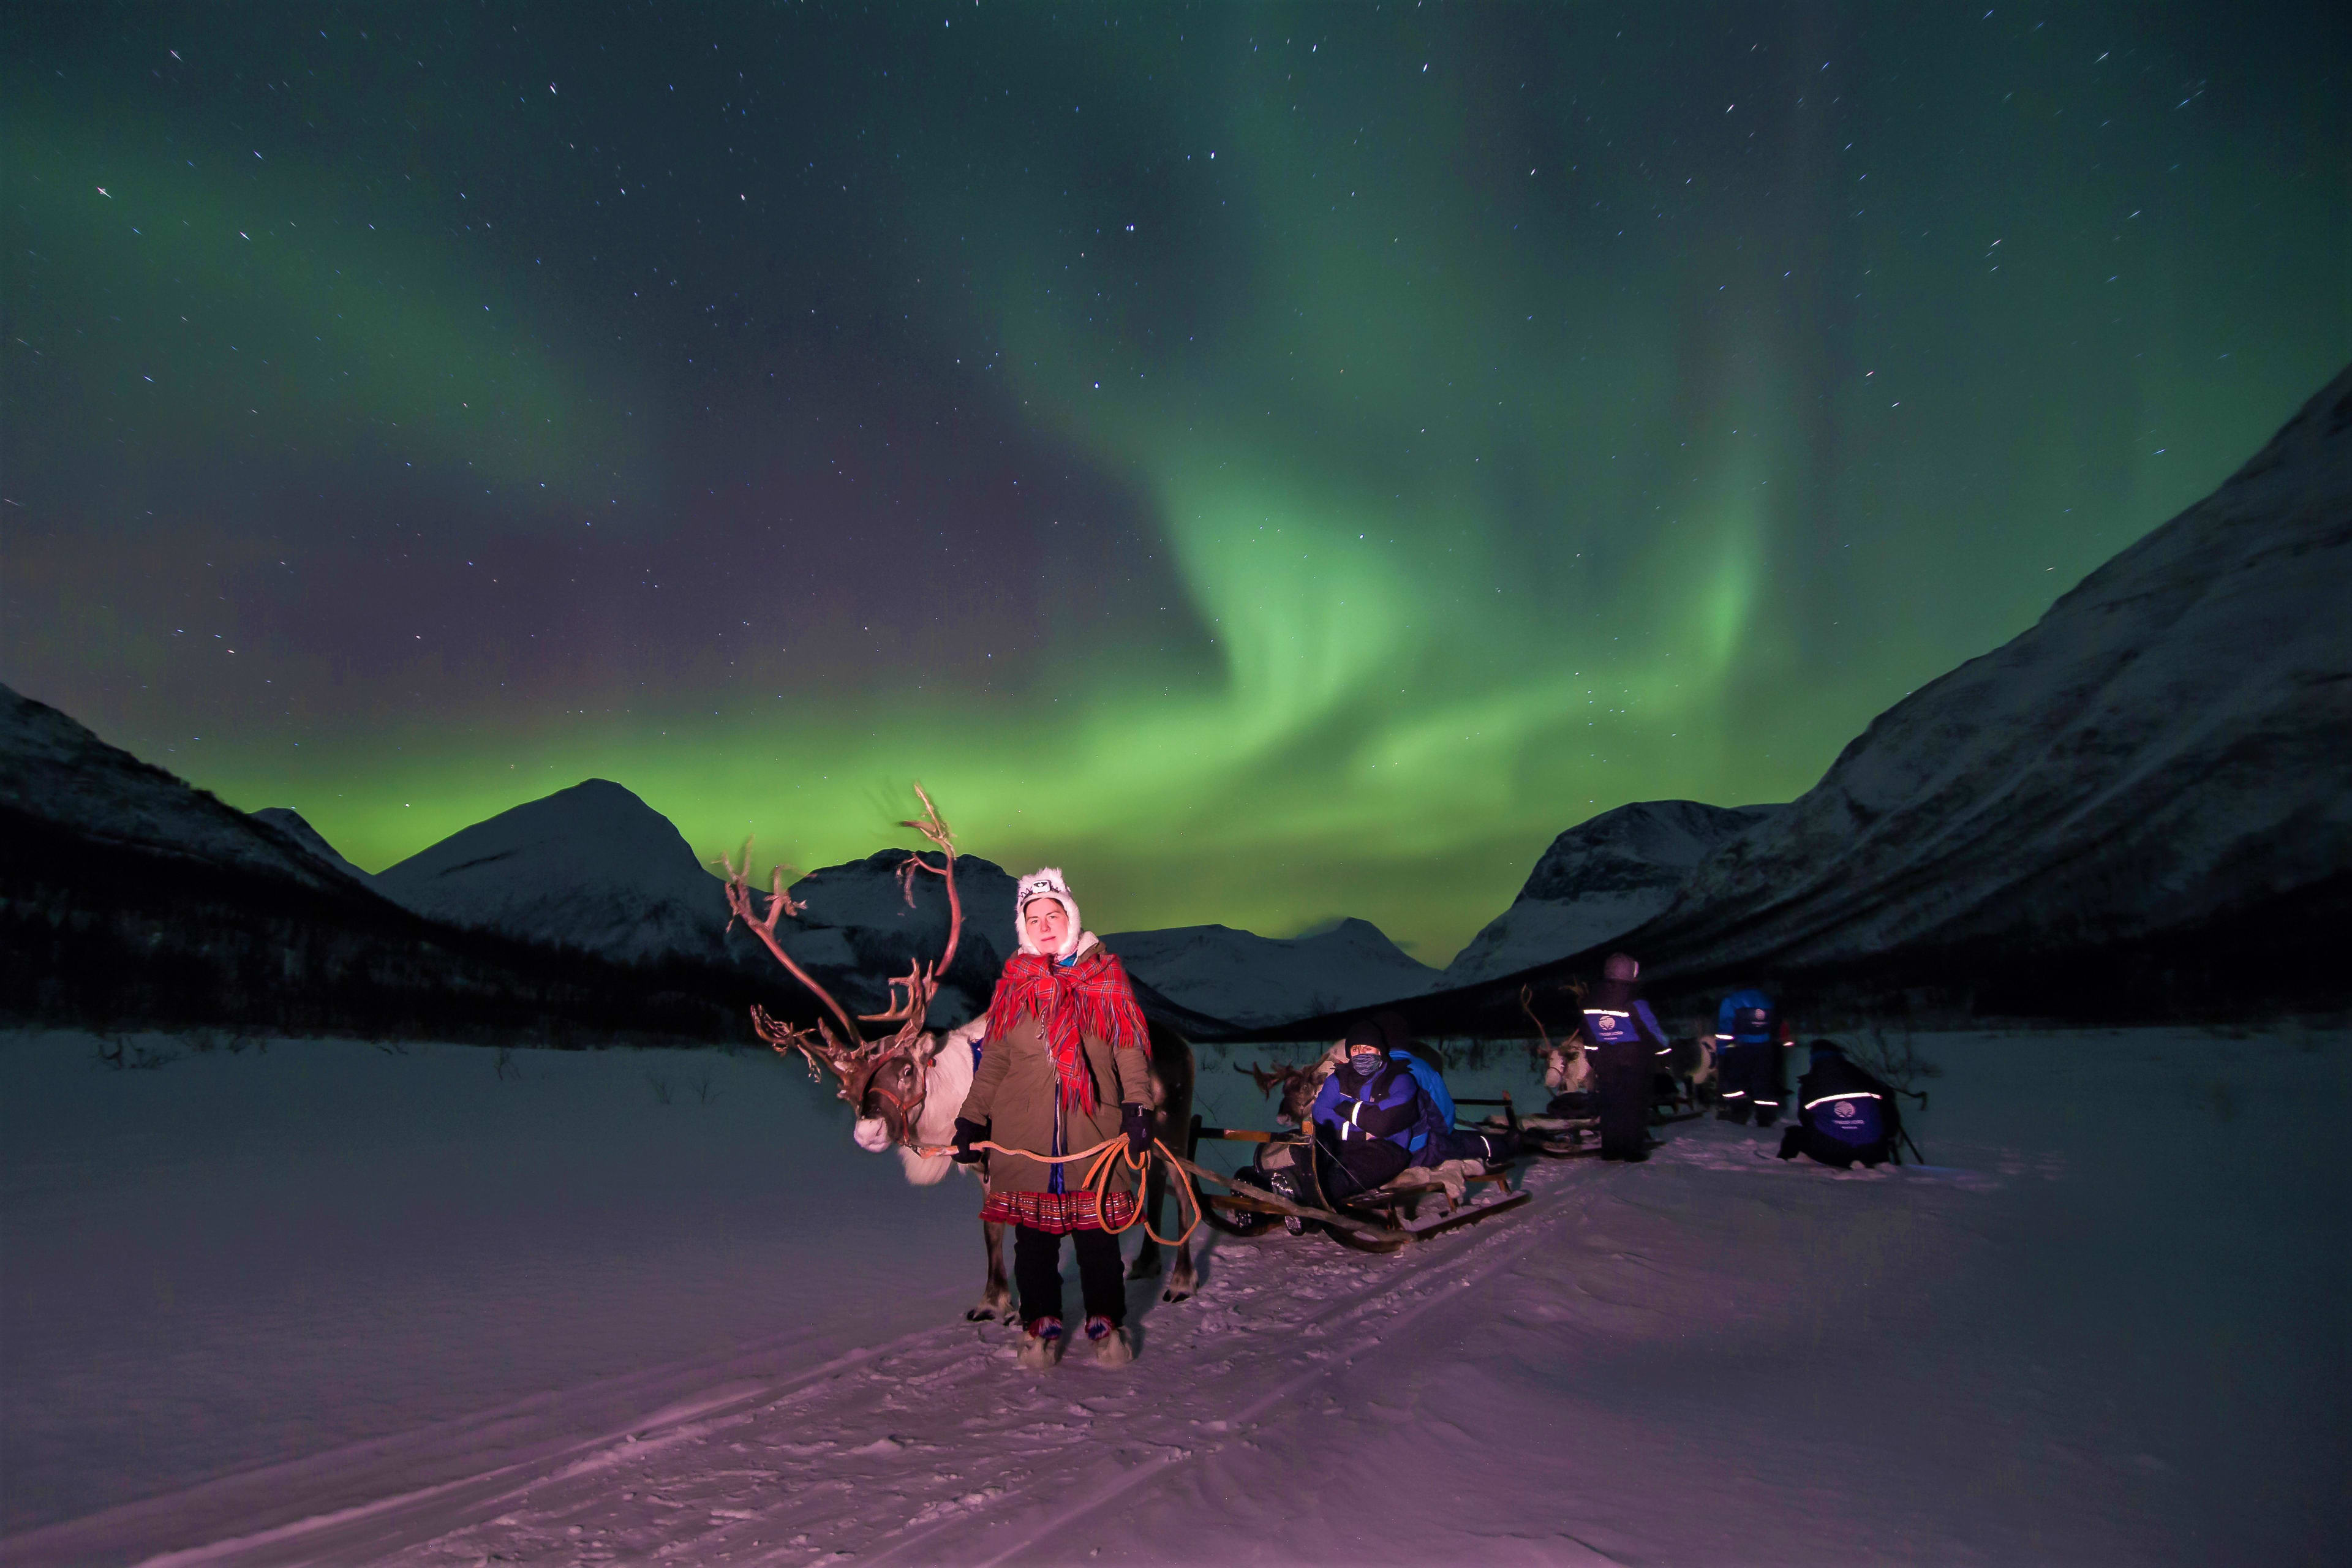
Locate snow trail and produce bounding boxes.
[348,1175,1559,1566]
[4,1028,2345,1564]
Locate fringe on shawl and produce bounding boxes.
[985,949,1150,1115]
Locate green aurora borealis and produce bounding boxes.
[6,4,2346,960]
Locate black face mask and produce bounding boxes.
[1345,1049,1386,1081]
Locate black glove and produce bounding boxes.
[1121,1102,1152,1158]
[951,1117,988,1164]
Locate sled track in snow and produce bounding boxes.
[111,1170,1572,1566]
[881,1206,1562,1568]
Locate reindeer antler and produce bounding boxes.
[749,1002,851,1080]
[859,782,963,1035]
[860,959,937,1027]
[1238,1061,1294,1100]
[891,782,963,974]
[725,785,967,1079]
[719,840,862,1050]
[1519,983,1553,1058]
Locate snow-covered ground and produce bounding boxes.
[3,1026,2343,1565]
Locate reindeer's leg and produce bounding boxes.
[1126,1159,1196,1303]
[1159,1157,1196,1303]
[969,1219,1014,1322]
[1126,1161,1165,1281]
[1155,1039,1199,1304]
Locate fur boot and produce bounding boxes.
[1017,1318,1064,1370]
[1084,1316,1133,1367]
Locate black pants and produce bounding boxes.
[1315,1130,1411,1201]
[1436,1127,1514,1164]
[1777,1122,1890,1169]
[1717,1044,1782,1124]
[1595,1038,1651,1159]
[1013,1225,1125,1329]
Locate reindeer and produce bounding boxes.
[1521,980,1719,1111]
[1239,1044,1349,1129]
[1681,1029,1719,1101]
[721,786,1196,1322]
[1524,982,1594,1098]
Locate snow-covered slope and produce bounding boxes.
[0,684,364,897]
[1442,800,1784,985]
[375,781,733,968]
[251,807,375,887]
[1630,364,2352,990]
[1104,918,1439,1029]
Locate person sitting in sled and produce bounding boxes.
[1364,1009,1456,1130]
[1777,1041,1902,1169]
[951,869,1154,1370]
[1713,985,1789,1126]
[1366,1010,1518,1166]
[1310,1019,1517,1198]
[1310,1024,1436,1201]
[1583,952,1671,1161]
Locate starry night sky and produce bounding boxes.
[6,3,2346,960]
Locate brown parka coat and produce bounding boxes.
[956,940,1151,1202]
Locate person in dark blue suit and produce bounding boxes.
[1713,986,1787,1126]
[1777,1041,1902,1169]
[1583,952,1670,1160]
[1310,1028,1427,1199]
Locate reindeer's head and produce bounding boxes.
[729,783,976,1169]
[847,1036,937,1151]
[1237,1046,1348,1129]
[764,1017,935,1151]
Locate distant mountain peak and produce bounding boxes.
[1441,799,1784,985]
[1102,918,1438,1030]
[374,780,726,967]
[250,807,375,886]
[0,684,367,898]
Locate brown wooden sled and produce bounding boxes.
[1182,1115,1531,1253]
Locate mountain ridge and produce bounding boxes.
[1287,362,2352,1036]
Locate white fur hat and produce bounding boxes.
[1014,867,1085,959]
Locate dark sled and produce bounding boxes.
[1182,1112,1531,1254]
[1478,1083,1705,1156]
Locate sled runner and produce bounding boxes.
[1447,1091,1597,1157]
[1182,1115,1531,1253]
[1478,1111,1593,1156]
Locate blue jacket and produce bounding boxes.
[1312,1058,1427,1156]
[1584,998,1672,1061]
[1717,988,1778,1046]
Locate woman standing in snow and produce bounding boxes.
[951,869,1155,1370]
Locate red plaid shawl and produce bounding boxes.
[985,947,1148,1115]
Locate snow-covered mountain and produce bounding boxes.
[1104,918,1439,1030]
[762,850,1020,1022]
[375,780,735,968]
[251,807,375,887]
[1441,801,1784,986]
[1619,364,2352,996]
[0,684,365,897]
[0,690,774,1041]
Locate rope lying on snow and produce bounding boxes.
[909,1134,1206,1248]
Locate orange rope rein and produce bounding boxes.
[910,1134,1204,1248]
